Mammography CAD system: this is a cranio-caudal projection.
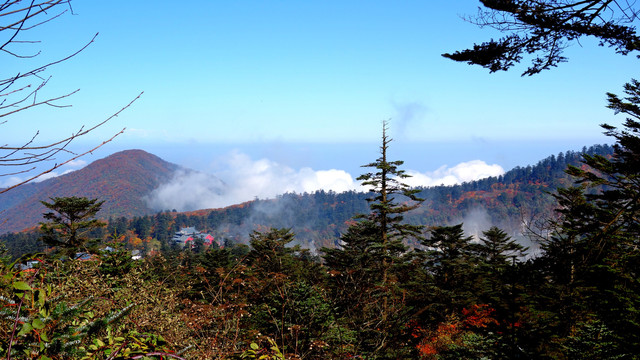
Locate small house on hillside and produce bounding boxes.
[172,227,215,247]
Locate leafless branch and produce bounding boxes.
[1,1,139,193]
[0,127,126,194]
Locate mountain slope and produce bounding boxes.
[0,144,615,259]
[0,149,180,234]
[130,144,615,251]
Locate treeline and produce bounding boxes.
[0,144,613,260]
[0,144,610,260]
[1,111,637,358]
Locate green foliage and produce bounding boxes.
[0,256,119,359]
[418,225,481,318]
[0,241,11,265]
[540,80,640,355]
[247,228,300,275]
[322,219,381,308]
[355,121,424,300]
[0,251,191,360]
[477,226,527,269]
[321,121,425,358]
[240,337,284,360]
[357,121,424,246]
[97,243,137,281]
[561,319,629,360]
[80,330,181,360]
[40,197,106,254]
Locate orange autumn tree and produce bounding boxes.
[413,304,499,359]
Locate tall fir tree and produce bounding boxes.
[356,120,424,290]
[323,120,424,358]
[418,224,479,320]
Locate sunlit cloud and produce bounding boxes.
[145,151,359,212]
[404,160,505,187]
[145,151,505,212]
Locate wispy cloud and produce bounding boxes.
[392,100,428,137]
[144,170,226,212]
[0,159,89,188]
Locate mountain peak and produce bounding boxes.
[0,149,181,234]
[81,149,174,171]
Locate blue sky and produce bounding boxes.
[2,1,639,208]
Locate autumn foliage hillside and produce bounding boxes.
[148,144,615,251]
[0,150,180,234]
[0,144,614,258]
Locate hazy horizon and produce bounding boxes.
[2,1,631,202]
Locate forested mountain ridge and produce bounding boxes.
[408,144,615,238]
[0,144,614,258]
[0,149,180,234]
[1,137,633,359]
[152,144,614,250]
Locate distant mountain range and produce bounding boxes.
[0,145,616,257]
[0,150,182,234]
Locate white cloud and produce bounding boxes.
[217,152,358,199]
[0,176,23,189]
[0,159,88,188]
[32,159,87,182]
[34,172,62,182]
[146,152,505,212]
[404,160,504,187]
[65,159,87,168]
[145,151,359,211]
[145,170,226,212]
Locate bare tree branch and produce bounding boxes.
[0,127,126,194]
[1,1,139,193]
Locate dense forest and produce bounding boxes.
[2,104,638,358]
[0,143,613,260]
[3,0,640,358]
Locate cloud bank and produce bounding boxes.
[146,152,506,212]
[146,152,358,212]
[144,170,227,212]
[404,160,505,187]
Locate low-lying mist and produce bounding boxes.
[144,151,505,212]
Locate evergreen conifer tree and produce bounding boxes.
[323,121,423,357]
[443,0,640,75]
[418,224,479,318]
[356,120,424,290]
[247,227,301,276]
[544,79,640,355]
[478,226,528,271]
[39,196,105,254]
